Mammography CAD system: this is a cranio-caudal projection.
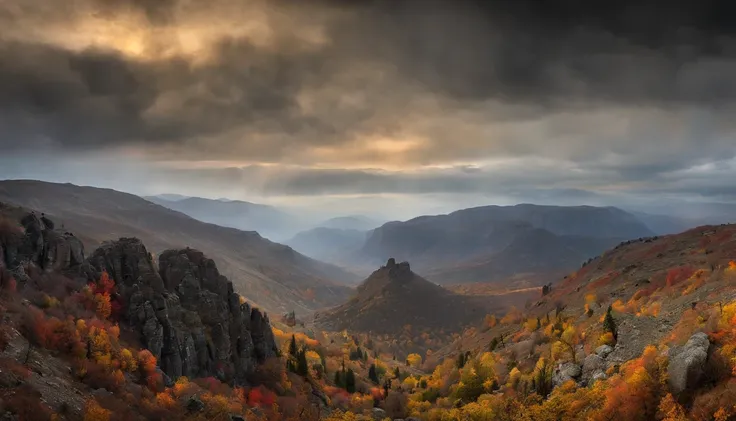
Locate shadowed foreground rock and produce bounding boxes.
[1,212,85,281]
[86,238,278,383]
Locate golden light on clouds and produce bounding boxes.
[7,0,332,63]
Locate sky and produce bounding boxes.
[1,0,735,219]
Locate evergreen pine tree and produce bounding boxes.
[603,305,618,340]
[345,368,356,393]
[288,334,297,357]
[334,370,343,388]
[368,363,379,384]
[456,352,466,369]
[296,348,309,377]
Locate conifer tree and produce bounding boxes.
[345,368,356,393]
[288,334,297,357]
[368,363,379,384]
[296,348,309,377]
[603,305,618,340]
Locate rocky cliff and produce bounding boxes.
[0,210,85,281]
[1,209,278,385]
[85,239,279,384]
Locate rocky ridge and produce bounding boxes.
[1,210,278,385]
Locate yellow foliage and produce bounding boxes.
[585,294,596,304]
[484,314,498,328]
[598,332,615,347]
[119,348,138,373]
[305,350,322,363]
[406,353,422,368]
[402,376,418,390]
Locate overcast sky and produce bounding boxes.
[1,0,735,219]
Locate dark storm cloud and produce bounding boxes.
[1,0,736,156]
[1,0,736,209]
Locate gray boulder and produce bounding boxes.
[372,407,387,420]
[595,345,614,358]
[552,362,581,387]
[581,354,606,384]
[668,332,710,395]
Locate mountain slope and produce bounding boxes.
[314,259,494,337]
[286,227,367,272]
[426,228,621,285]
[0,180,353,315]
[145,195,298,241]
[432,222,736,365]
[359,204,655,283]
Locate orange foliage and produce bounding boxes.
[138,349,158,374]
[83,399,111,421]
[501,307,523,325]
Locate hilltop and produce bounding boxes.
[314,259,526,355]
[0,180,355,315]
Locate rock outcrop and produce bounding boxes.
[85,238,278,383]
[552,362,582,387]
[1,212,85,281]
[581,354,607,385]
[667,332,711,395]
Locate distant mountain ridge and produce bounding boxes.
[0,180,355,315]
[286,227,367,278]
[356,204,655,284]
[318,215,382,231]
[145,195,298,241]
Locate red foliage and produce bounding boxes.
[0,385,54,421]
[246,386,276,407]
[0,269,16,293]
[587,271,620,290]
[92,272,116,295]
[83,272,123,320]
[642,243,668,259]
[666,266,695,288]
[146,372,164,392]
[0,357,31,381]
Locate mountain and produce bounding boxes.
[286,227,367,275]
[145,195,299,241]
[0,180,353,315]
[358,204,655,284]
[430,222,736,373]
[314,259,497,338]
[319,215,382,231]
[426,227,620,286]
[629,211,701,235]
[151,193,192,201]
